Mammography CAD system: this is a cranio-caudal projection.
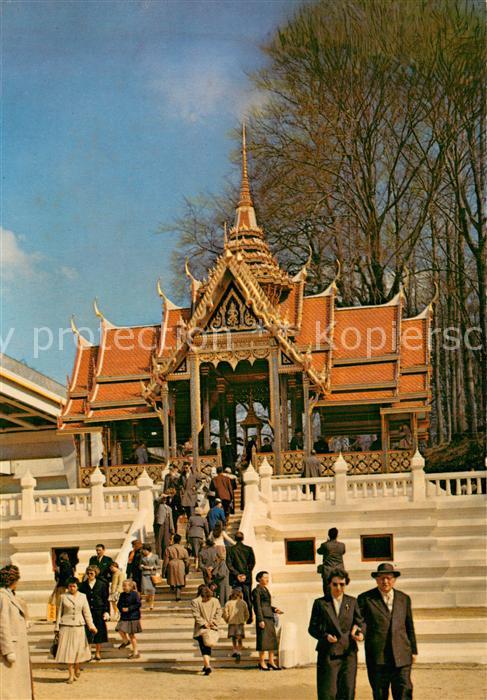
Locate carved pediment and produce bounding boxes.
[205,284,260,332]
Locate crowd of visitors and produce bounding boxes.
[0,449,419,700]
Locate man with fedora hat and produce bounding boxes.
[358,563,417,700]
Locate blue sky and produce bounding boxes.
[1,0,301,382]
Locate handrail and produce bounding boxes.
[115,511,147,571]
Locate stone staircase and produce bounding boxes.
[28,509,257,669]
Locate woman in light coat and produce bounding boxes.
[191,585,222,675]
[0,565,33,700]
[163,534,190,601]
[139,544,160,610]
[109,561,125,618]
[55,577,97,683]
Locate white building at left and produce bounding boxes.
[0,354,77,491]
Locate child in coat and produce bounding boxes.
[222,588,249,662]
[116,580,142,658]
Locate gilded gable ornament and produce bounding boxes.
[208,287,258,332]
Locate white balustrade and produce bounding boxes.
[32,489,91,513]
[0,494,22,519]
[426,471,486,497]
[347,473,412,500]
[271,477,334,503]
[103,487,139,511]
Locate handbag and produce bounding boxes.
[50,631,59,657]
[85,625,95,643]
[201,628,219,647]
[151,574,164,586]
[47,602,57,623]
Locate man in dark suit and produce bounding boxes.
[89,544,113,589]
[358,563,417,700]
[227,531,256,623]
[308,568,364,700]
[317,528,346,595]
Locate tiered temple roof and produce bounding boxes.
[60,127,432,433]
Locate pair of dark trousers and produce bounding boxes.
[367,663,413,700]
[317,651,357,700]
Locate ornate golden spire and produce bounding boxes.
[238,123,253,207]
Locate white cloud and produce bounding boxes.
[60,266,79,280]
[1,227,44,280]
[148,58,266,124]
[0,227,78,286]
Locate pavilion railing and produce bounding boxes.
[79,453,221,487]
[79,464,166,487]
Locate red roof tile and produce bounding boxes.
[97,325,158,376]
[69,343,98,393]
[295,296,330,346]
[327,389,395,401]
[278,282,302,328]
[62,398,85,418]
[333,306,398,359]
[92,381,143,404]
[331,362,396,386]
[399,373,426,394]
[159,308,191,357]
[88,406,155,419]
[400,318,428,367]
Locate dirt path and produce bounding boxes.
[33,664,487,700]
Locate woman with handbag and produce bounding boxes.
[139,544,160,610]
[55,577,97,683]
[163,533,190,601]
[252,571,283,671]
[191,585,222,675]
[79,566,110,661]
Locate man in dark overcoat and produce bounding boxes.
[308,568,364,700]
[317,528,346,594]
[89,544,113,589]
[153,494,175,559]
[358,563,417,700]
[227,531,256,622]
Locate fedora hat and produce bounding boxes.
[371,562,401,578]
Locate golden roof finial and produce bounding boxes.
[238,122,253,207]
[223,221,228,246]
[70,315,80,337]
[93,298,105,321]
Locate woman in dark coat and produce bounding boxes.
[79,566,110,660]
[252,571,283,671]
[116,580,142,659]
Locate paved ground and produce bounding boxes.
[33,664,487,700]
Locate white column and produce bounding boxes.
[20,470,36,520]
[333,453,348,505]
[137,468,155,535]
[410,449,426,501]
[90,466,106,516]
[243,464,260,505]
[259,457,273,501]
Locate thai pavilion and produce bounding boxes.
[59,130,433,487]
